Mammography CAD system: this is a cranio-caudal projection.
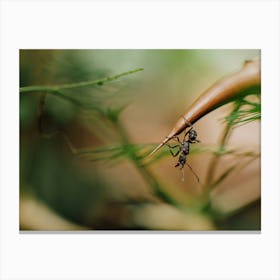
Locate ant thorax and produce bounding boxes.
[181,141,190,154]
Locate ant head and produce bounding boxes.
[188,129,197,140]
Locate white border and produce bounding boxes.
[1,1,279,279]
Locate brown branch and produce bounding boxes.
[149,58,261,156]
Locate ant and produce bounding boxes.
[166,126,200,182]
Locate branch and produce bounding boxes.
[149,58,261,156]
[20,68,144,94]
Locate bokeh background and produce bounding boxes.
[20,49,261,230]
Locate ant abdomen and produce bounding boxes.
[175,154,186,169]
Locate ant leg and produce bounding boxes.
[186,162,200,183]
[181,119,193,141]
[166,144,179,149]
[188,138,200,144]
[181,168,185,182]
[166,144,180,157]
[170,150,180,157]
[170,135,183,145]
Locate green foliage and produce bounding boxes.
[224,94,261,126]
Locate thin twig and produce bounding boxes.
[20,68,144,94]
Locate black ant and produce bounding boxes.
[166,127,200,182]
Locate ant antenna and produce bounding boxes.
[186,162,200,183]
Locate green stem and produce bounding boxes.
[116,122,180,207]
[20,68,144,94]
[205,100,243,189]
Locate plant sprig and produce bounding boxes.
[225,97,261,127]
[20,68,144,94]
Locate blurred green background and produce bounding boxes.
[20,49,261,230]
